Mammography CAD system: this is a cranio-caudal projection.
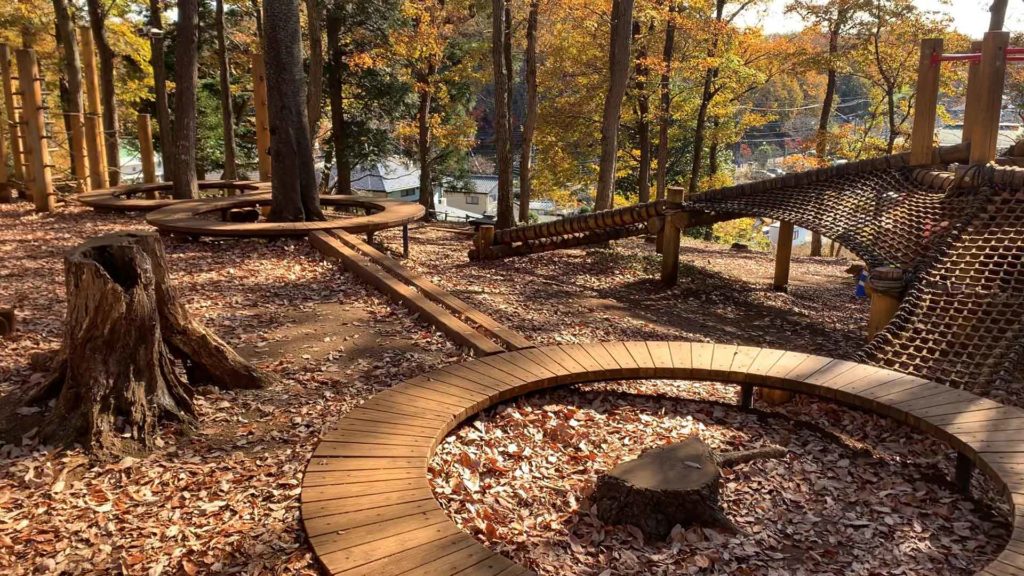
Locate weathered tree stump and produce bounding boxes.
[591,437,785,540]
[2,231,275,456]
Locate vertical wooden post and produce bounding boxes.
[67,112,89,192]
[474,225,495,258]
[773,221,794,293]
[138,113,157,193]
[969,31,1010,165]
[660,186,685,286]
[16,49,55,212]
[961,40,983,144]
[0,44,25,184]
[252,53,271,182]
[79,26,108,189]
[909,38,942,166]
[0,76,8,202]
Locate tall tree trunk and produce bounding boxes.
[326,8,350,195]
[815,26,840,161]
[306,0,324,150]
[990,0,1009,30]
[635,20,652,204]
[265,0,324,221]
[707,118,719,177]
[655,2,676,201]
[85,0,121,185]
[417,67,436,219]
[173,0,200,199]
[493,0,515,229]
[688,0,725,196]
[595,0,636,210]
[251,0,264,47]
[215,0,238,180]
[519,0,539,223]
[53,0,84,178]
[149,0,174,182]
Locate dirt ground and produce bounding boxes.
[0,205,1012,575]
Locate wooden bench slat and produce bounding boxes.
[743,348,785,383]
[581,342,623,372]
[415,543,515,576]
[304,468,425,487]
[303,500,439,538]
[311,509,450,556]
[535,345,588,374]
[319,430,435,447]
[689,343,715,378]
[320,520,464,574]
[474,356,537,384]
[602,341,638,370]
[646,341,674,370]
[559,344,605,373]
[668,341,693,373]
[728,346,762,381]
[710,343,738,375]
[315,442,431,459]
[624,341,656,371]
[332,533,478,576]
[302,487,435,520]
[306,457,423,472]
[330,419,439,438]
[304,478,429,503]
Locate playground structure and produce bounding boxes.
[0,19,1023,576]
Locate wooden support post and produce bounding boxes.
[961,40,983,144]
[772,221,794,293]
[0,307,14,336]
[969,31,1010,165]
[16,49,55,212]
[909,38,942,166]
[954,452,974,495]
[474,225,495,258]
[79,26,108,189]
[402,223,410,258]
[137,114,157,196]
[0,44,25,185]
[739,384,754,410]
[67,112,89,192]
[660,186,685,286]
[865,266,904,341]
[252,53,271,182]
[0,80,8,203]
[760,388,794,405]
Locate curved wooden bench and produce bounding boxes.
[76,180,267,212]
[145,192,425,238]
[302,342,1024,576]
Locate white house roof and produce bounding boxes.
[348,158,421,194]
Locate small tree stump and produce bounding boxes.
[1,231,276,456]
[591,437,785,540]
[0,307,14,336]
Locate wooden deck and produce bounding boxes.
[76,180,266,212]
[310,229,532,356]
[302,342,1024,576]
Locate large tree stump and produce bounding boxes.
[591,437,785,540]
[2,231,275,456]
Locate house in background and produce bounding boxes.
[765,220,813,247]
[349,158,421,200]
[442,175,495,217]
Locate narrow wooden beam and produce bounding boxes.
[772,221,794,293]
[954,452,974,495]
[909,38,942,166]
[16,49,55,212]
[0,44,25,184]
[79,26,108,189]
[660,186,685,286]
[137,113,157,195]
[252,53,271,182]
[961,40,983,144]
[67,112,89,192]
[969,31,1010,165]
[0,75,8,202]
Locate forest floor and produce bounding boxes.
[0,204,1012,575]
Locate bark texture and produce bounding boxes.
[519,0,539,223]
[85,0,121,185]
[416,66,437,219]
[595,0,635,210]
[1,232,273,457]
[592,437,785,539]
[655,2,676,200]
[53,0,84,176]
[173,0,200,199]
[265,0,324,221]
[306,0,324,149]
[325,9,350,195]
[634,19,652,204]
[215,0,238,180]
[493,0,515,230]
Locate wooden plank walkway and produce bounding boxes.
[302,342,1024,576]
[310,230,531,356]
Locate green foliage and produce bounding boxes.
[712,218,770,251]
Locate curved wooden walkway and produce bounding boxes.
[145,193,425,237]
[76,180,266,212]
[302,342,1024,576]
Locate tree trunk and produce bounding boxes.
[592,437,785,539]
[173,0,200,199]
[493,0,515,230]
[251,0,265,47]
[325,9,348,195]
[265,0,324,221]
[635,20,652,204]
[417,68,436,219]
[53,0,84,179]
[519,0,539,223]
[85,0,121,186]
[990,0,1009,30]
[150,0,174,182]
[655,3,676,201]
[306,0,324,150]
[595,0,636,210]
[0,232,273,457]
[707,118,719,177]
[215,0,238,180]
[688,0,725,197]
[815,27,839,161]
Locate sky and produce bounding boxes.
[735,0,1024,38]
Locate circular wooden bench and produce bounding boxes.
[302,342,1024,576]
[75,180,268,212]
[145,192,425,238]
